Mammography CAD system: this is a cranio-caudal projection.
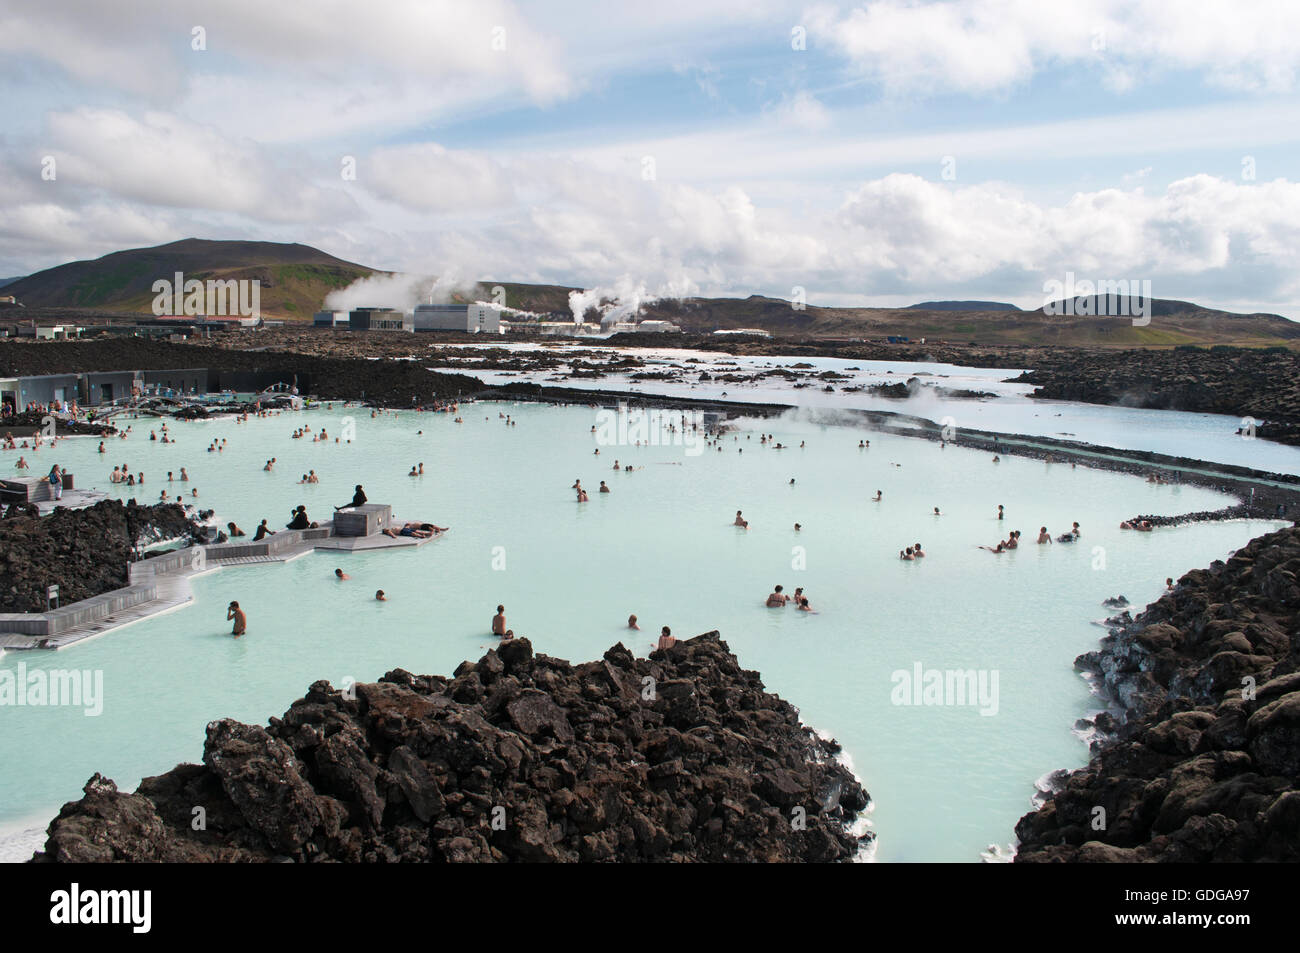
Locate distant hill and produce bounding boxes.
[906,300,1021,312]
[0,277,21,289]
[9,240,1298,347]
[5,239,377,318]
[641,295,1300,347]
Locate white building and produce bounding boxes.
[412,303,500,333]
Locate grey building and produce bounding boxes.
[349,308,409,331]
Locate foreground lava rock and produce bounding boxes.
[33,634,871,862]
[0,500,202,612]
[1015,525,1300,862]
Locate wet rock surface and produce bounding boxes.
[32,634,871,862]
[0,500,202,612]
[1015,525,1300,862]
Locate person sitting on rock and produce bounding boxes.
[657,626,675,651]
[492,605,507,637]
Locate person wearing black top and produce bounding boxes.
[335,485,366,511]
[287,505,313,530]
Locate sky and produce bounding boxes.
[2,0,1300,316]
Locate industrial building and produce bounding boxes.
[348,308,409,331]
[313,310,350,328]
[412,303,500,333]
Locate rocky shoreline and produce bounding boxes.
[0,500,204,613]
[1014,525,1300,862]
[32,634,871,862]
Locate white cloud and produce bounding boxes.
[41,108,356,223]
[807,0,1300,97]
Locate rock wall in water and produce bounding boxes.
[1015,525,1300,861]
[33,634,871,862]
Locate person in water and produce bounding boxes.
[492,605,507,637]
[628,614,640,630]
[872,490,882,501]
[766,585,788,607]
[227,521,247,538]
[657,626,676,651]
[599,481,610,493]
[1037,526,1052,544]
[1166,577,1175,590]
[734,510,748,528]
[227,601,246,637]
[375,590,386,601]
[336,485,366,511]
[997,504,1004,520]
[900,549,913,560]
[913,542,925,557]
[797,597,814,612]
[253,519,273,541]
[334,568,350,580]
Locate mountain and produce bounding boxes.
[8,240,1298,347]
[639,296,1300,347]
[906,300,1021,311]
[5,239,376,318]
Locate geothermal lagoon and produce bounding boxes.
[0,391,1289,862]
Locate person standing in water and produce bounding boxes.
[492,605,507,637]
[627,614,640,630]
[227,601,246,637]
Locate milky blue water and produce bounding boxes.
[0,398,1286,861]
[433,346,1300,476]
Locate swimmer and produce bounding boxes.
[1166,577,1174,590]
[492,605,507,637]
[227,521,247,538]
[734,510,749,529]
[997,505,1004,520]
[1037,526,1052,544]
[599,481,609,493]
[227,601,246,637]
[789,478,795,485]
[628,614,640,630]
[872,490,882,501]
[613,460,620,469]
[900,549,914,561]
[335,568,350,580]
[933,507,941,516]
[766,585,788,607]
[796,597,814,612]
[793,523,801,531]
[375,590,386,601]
[913,542,925,557]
